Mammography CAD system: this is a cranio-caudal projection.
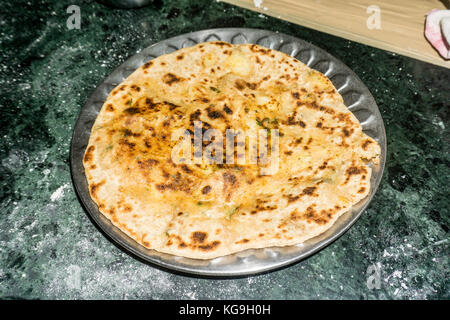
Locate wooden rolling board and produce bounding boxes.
[222,0,450,69]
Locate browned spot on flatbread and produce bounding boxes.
[253,198,278,212]
[90,180,105,199]
[223,104,233,114]
[83,145,95,163]
[318,161,328,170]
[162,73,184,85]
[191,231,207,243]
[108,207,116,216]
[202,185,211,194]
[284,114,306,128]
[344,165,368,184]
[122,204,132,212]
[284,186,318,203]
[123,107,141,115]
[179,242,187,248]
[130,84,141,92]
[290,209,301,221]
[212,41,232,48]
[181,164,192,173]
[362,139,373,150]
[206,107,223,119]
[223,172,237,185]
[246,82,257,90]
[342,127,354,137]
[189,109,201,123]
[142,61,153,69]
[235,79,246,90]
[302,186,317,196]
[155,172,193,193]
[303,205,325,224]
[119,138,136,150]
[198,241,220,251]
[285,194,300,203]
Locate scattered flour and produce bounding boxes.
[50,183,68,202]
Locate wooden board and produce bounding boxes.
[223,0,450,69]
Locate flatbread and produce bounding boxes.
[83,42,380,259]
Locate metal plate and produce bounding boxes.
[70,28,386,276]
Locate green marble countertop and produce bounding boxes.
[0,0,448,299]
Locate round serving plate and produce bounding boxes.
[70,28,386,276]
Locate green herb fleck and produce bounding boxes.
[226,205,240,220]
[256,118,263,127]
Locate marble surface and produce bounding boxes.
[0,0,448,299]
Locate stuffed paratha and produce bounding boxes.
[83,42,380,259]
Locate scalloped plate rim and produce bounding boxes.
[70,28,386,276]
